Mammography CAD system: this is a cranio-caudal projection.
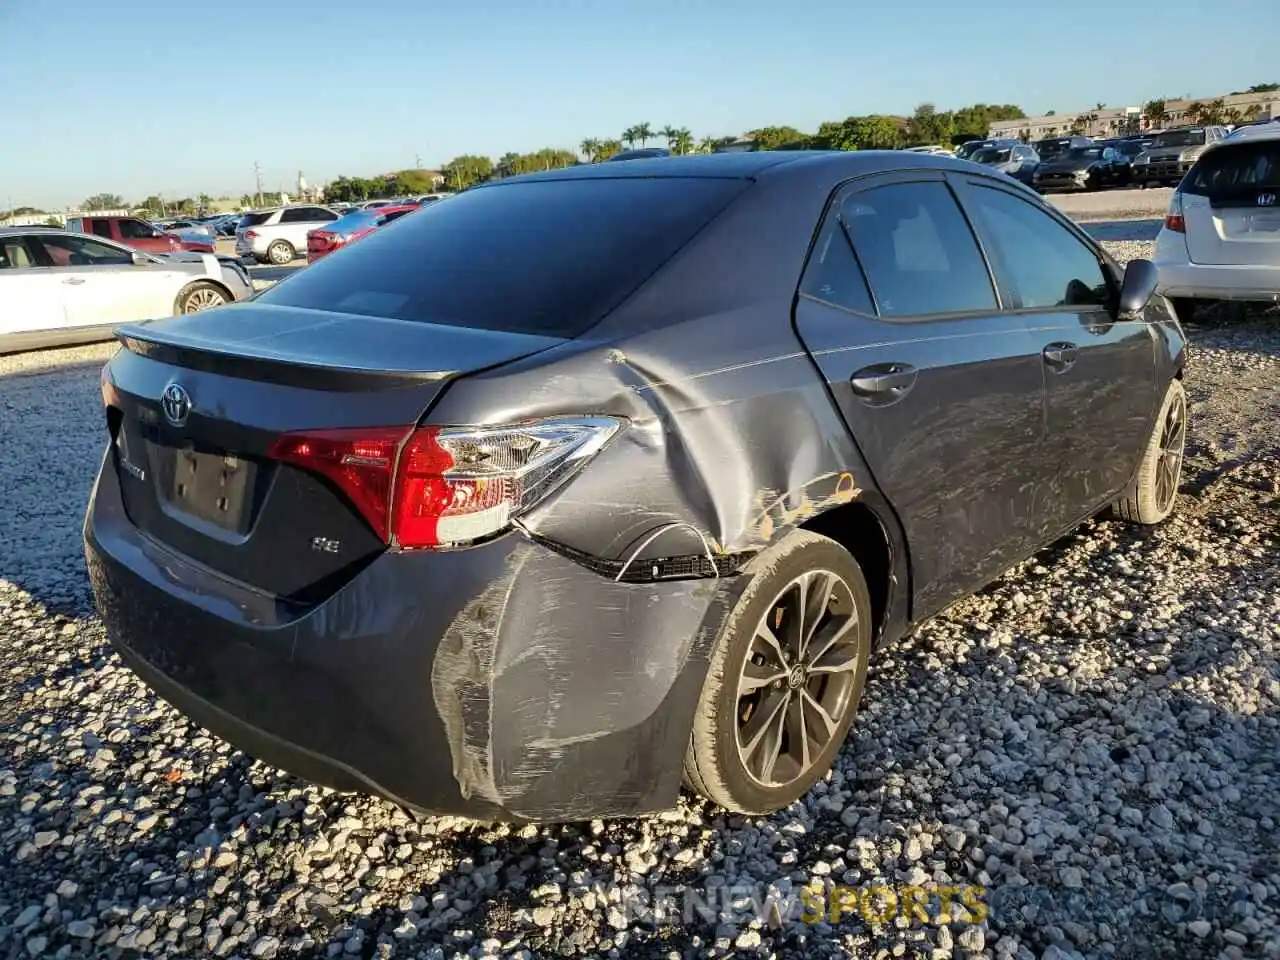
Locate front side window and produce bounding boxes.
[32,234,133,267]
[963,185,1109,310]
[842,181,997,318]
[118,218,159,240]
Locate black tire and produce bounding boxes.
[1168,297,1201,324]
[684,530,873,814]
[1108,379,1186,525]
[267,240,295,265]
[174,281,230,315]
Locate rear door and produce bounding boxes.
[1180,138,1280,265]
[792,172,1050,617]
[955,176,1158,527]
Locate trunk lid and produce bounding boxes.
[104,304,565,602]
[1181,139,1280,265]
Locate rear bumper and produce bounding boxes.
[1155,233,1280,302]
[1138,160,1192,182]
[85,451,728,821]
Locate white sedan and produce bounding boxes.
[0,227,253,354]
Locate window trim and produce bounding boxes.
[948,173,1117,317]
[797,170,1007,324]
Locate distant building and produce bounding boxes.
[989,89,1280,140]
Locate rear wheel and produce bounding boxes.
[174,281,229,315]
[684,531,872,814]
[267,240,295,265]
[1109,379,1186,525]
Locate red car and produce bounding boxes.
[306,204,420,263]
[64,216,215,254]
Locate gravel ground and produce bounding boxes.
[1,237,1278,960]
[1048,187,1175,223]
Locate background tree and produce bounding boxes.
[83,193,124,210]
[621,126,640,149]
[139,195,165,215]
[580,137,600,162]
[670,128,694,155]
[906,103,954,146]
[634,122,654,147]
[746,125,809,150]
[595,138,623,161]
[1186,101,1207,124]
[1143,99,1168,128]
[197,193,214,212]
[441,155,494,191]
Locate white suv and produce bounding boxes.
[1154,128,1280,321]
[235,205,340,265]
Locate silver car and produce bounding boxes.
[0,227,252,353]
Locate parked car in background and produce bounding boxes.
[1225,119,1280,142]
[1032,135,1095,164]
[955,138,1020,161]
[85,151,1182,821]
[306,203,421,263]
[0,227,251,353]
[235,205,340,264]
[1033,144,1131,192]
[969,143,1040,185]
[66,215,214,254]
[1154,127,1280,322]
[1132,125,1230,187]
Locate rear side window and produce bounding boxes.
[841,181,997,317]
[963,185,1109,310]
[88,220,113,238]
[241,211,274,227]
[1183,141,1280,203]
[800,215,875,315]
[256,177,750,337]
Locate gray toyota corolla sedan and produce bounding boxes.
[85,151,1187,822]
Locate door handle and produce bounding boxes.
[1042,342,1077,371]
[850,363,918,402]
[62,277,86,285]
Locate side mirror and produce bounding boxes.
[131,252,151,266]
[1118,258,1159,318]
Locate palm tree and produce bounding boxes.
[634,122,654,147]
[621,126,639,149]
[580,137,601,162]
[597,139,624,161]
[672,127,694,155]
[1186,101,1207,124]
[660,125,679,151]
[1143,99,1168,130]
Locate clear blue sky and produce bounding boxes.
[2,0,1276,209]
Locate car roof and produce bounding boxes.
[0,225,68,236]
[1224,123,1280,143]
[477,149,997,188]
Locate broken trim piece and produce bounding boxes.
[513,520,753,582]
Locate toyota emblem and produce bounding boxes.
[1260,193,1277,207]
[161,382,192,427]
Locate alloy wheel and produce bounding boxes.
[735,569,861,787]
[1155,389,1186,512]
[182,288,226,313]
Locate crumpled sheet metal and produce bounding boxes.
[430,540,734,820]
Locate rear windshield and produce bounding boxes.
[1153,129,1206,148]
[240,211,274,227]
[1183,141,1280,201]
[255,177,749,337]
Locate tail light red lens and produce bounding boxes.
[1164,192,1186,233]
[245,229,258,239]
[269,418,621,549]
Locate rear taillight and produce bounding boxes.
[245,229,258,239]
[269,418,621,549]
[1164,192,1185,233]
